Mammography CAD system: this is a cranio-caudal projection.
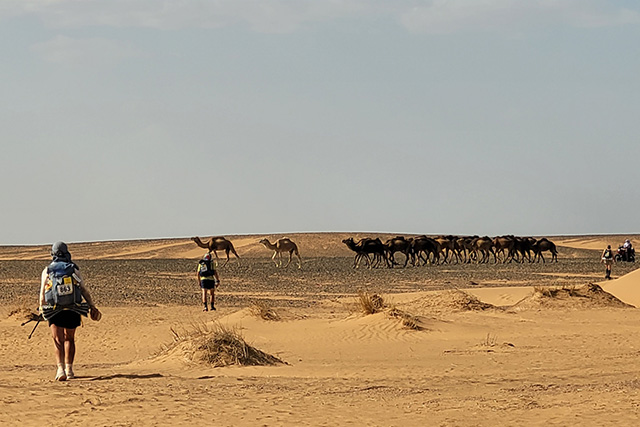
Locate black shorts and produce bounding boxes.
[200,279,217,290]
[48,310,82,329]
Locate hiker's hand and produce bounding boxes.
[90,306,102,321]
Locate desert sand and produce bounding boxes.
[2,233,640,426]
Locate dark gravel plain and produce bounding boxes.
[1,246,637,309]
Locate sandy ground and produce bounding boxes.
[2,233,640,426]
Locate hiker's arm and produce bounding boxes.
[74,269,96,307]
[39,269,47,307]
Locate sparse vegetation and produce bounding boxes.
[533,285,580,297]
[167,322,286,367]
[480,333,499,347]
[249,300,281,321]
[387,307,422,330]
[356,290,386,315]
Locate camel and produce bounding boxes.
[259,238,302,269]
[434,236,460,264]
[384,236,412,268]
[471,236,496,264]
[532,238,558,263]
[493,235,516,263]
[342,237,387,269]
[409,235,440,266]
[513,236,535,263]
[191,236,240,267]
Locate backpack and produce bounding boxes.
[603,249,613,260]
[44,261,83,307]
[199,258,216,278]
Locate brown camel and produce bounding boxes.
[471,236,496,263]
[384,236,412,268]
[191,236,240,267]
[259,238,302,269]
[342,237,387,268]
[493,235,516,263]
[532,238,558,263]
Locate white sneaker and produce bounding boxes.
[55,367,67,381]
[65,366,75,379]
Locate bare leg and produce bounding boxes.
[50,325,67,380]
[64,328,76,365]
[202,288,208,310]
[209,289,216,309]
[51,325,66,366]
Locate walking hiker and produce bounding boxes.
[601,245,614,280]
[39,241,101,381]
[197,252,220,311]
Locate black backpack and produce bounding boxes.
[199,258,216,277]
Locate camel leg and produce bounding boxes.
[284,251,293,268]
[271,251,279,267]
[231,248,241,263]
[295,251,302,269]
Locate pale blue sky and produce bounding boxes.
[1,1,639,245]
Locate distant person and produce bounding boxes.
[39,241,101,381]
[197,252,220,311]
[601,244,614,280]
[623,239,633,252]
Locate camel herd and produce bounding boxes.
[191,234,559,270]
[342,235,559,269]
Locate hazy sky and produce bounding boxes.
[2,1,639,245]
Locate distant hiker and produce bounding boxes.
[197,252,220,311]
[601,245,614,280]
[39,241,101,381]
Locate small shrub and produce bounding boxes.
[168,322,285,367]
[357,290,385,315]
[387,306,422,330]
[249,301,281,321]
[481,333,498,347]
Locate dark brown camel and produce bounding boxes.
[259,238,302,268]
[342,237,387,268]
[409,235,440,266]
[384,236,412,268]
[191,236,240,267]
[532,238,558,263]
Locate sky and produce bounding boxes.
[1,0,639,245]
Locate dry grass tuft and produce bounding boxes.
[480,333,499,347]
[387,307,422,330]
[533,285,580,298]
[357,290,386,315]
[248,300,281,321]
[167,322,286,367]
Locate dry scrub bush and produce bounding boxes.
[480,333,498,347]
[387,307,422,330]
[355,292,422,330]
[533,285,579,298]
[357,290,386,315]
[168,322,285,367]
[249,301,281,321]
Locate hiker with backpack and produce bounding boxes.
[197,252,220,311]
[39,241,101,381]
[601,244,615,280]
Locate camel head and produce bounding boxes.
[258,238,270,246]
